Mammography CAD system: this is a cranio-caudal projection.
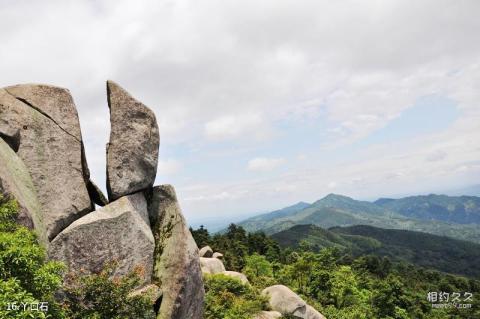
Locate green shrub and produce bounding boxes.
[0,194,65,318]
[204,273,268,319]
[62,264,156,319]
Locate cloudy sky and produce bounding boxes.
[1,0,479,227]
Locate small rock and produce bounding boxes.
[106,80,159,201]
[253,311,282,319]
[48,192,154,285]
[221,271,249,284]
[261,285,306,315]
[199,245,213,258]
[200,257,226,274]
[212,252,223,259]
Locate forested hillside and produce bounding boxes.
[272,224,480,277]
[192,224,480,319]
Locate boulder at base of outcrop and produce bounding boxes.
[148,185,204,319]
[199,246,213,258]
[262,285,307,315]
[304,305,326,319]
[253,311,282,319]
[212,252,223,259]
[0,85,92,240]
[48,192,154,285]
[200,257,226,274]
[106,80,159,201]
[0,138,47,246]
[221,271,249,284]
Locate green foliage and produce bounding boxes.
[0,194,65,318]
[204,273,268,319]
[196,223,480,319]
[62,264,155,319]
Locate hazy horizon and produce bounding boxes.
[1,1,479,224]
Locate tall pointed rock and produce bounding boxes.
[106,80,159,201]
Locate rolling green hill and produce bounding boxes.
[272,224,480,277]
[374,194,480,224]
[238,194,480,243]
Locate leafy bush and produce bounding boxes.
[63,264,156,319]
[0,194,65,318]
[204,273,268,319]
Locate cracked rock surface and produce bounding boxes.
[0,86,92,241]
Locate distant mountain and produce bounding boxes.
[237,194,480,243]
[374,194,480,224]
[235,201,310,233]
[272,224,480,278]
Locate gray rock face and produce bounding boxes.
[200,257,226,274]
[48,193,154,284]
[222,271,249,284]
[148,185,204,319]
[262,285,307,315]
[0,138,48,246]
[106,81,159,201]
[253,311,282,319]
[0,85,92,240]
[128,284,162,305]
[199,246,213,257]
[303,305,326,319]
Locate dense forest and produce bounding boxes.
[192,224,480,319]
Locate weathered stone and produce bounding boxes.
[148,185,204,319]
[128,284,162,305]
[222,271,249,284]
[106,80,159,201]
[0,138,48,246]
[48,193,154,284]
[199,246,213,257]
[0,86,93,240]
[212,252,223,259]
[200,257,226,274]
[253,311,282,319]
[303,305,326,319]
[261,285,307,315]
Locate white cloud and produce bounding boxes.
[157,159,182,176]
[204,113,272,141]
[247,157,285,172]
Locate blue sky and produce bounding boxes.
[1,0,479,226]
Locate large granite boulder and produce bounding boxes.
[262,285,307,315]
[200,257,226,274]
[0,85,92,240]
[106,81,159,201]
[148,185,204,319]
[48,192,154,284]
[0,138,47,246]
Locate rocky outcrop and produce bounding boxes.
[48,192,154,284]
[253,311,282,319]
[148,185,204,319]
[106,80,159,201]
[222,271,249,284]
[0,85,93,240]
[200,257,226,274]
[0,138,48,246]
[262,285,326,319]
[129,284,162,305]
[199,245,213,257]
